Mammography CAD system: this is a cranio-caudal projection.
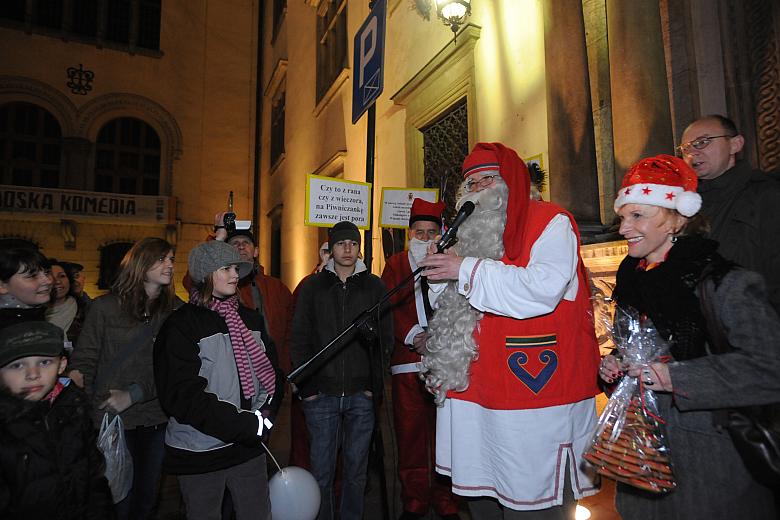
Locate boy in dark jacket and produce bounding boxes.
[290,221,393,520]
[0,321,114,519]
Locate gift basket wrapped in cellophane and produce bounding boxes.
[584,306,677,493]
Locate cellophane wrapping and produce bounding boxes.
[584,306,677,494]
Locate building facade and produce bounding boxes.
[259,0,780,288]
[1,0,778,294]
[0,0,262,296]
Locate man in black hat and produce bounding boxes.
[290,221,393,520]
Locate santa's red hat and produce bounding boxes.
[462,150,501,179]
[409,198,445,227]
[461,143,530,261]
[614,155,702,217]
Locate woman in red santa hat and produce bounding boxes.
[601,154,780,519]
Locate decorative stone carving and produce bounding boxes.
[746,0,780,173]
[66,64,95,96]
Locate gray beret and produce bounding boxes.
[188,240,253,285]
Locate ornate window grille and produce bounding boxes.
[95,117,161,195]
[0,102,62,188]
[421,97,469,222]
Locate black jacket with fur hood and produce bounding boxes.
[0,382,115,519]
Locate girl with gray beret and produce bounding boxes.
[153,240,284,520]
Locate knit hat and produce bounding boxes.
[614,154,702,217]
[461,143,531,261]
[409,198,446,227]
[188,240,253,285]
[328,221,361,246]
[0,321,64,367]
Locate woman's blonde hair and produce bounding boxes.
[112,237,176,321]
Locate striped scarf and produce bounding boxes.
[200,292,276,398]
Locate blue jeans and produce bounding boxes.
[302,392,375,520]
[115,423,166,520]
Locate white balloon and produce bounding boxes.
[269,466,321,520]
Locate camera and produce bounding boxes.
[223,191,251,232]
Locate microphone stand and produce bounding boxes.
[287,233,457,386]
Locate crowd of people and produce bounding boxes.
[1,113,779,520]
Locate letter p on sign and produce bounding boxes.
[359,17,377,88]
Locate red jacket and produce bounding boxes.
[381,251,425,368]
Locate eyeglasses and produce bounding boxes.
[464,174,500,192]
[675,135,734,156]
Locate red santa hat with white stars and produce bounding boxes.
[614,154,702,217]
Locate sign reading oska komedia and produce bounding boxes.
[305,175,371,229]
[0,185,173,224]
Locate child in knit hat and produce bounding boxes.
[0,321,114,519]
[154,240,284,520]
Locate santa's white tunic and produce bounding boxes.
[435,214,599,510]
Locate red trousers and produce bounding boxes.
[392,372,459,516]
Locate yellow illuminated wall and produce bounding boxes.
[0,1,261,298]
[261,0,552,288]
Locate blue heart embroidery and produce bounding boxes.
[507,349,558,394]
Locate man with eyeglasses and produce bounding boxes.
[417,143,601,519]
[679,114,780,312]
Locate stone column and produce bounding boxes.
[583,0,617,226]
[607,0,674,176]
[543,0,601,225]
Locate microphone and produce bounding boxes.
[436,201,475,252]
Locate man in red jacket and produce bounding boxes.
[381,199,460,520]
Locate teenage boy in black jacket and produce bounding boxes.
[290,221,393,520]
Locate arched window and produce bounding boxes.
[0,102,62,188]
[95,117,161,195]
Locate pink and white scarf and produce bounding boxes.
[194,291,276,398]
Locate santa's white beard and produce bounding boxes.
[422,180,508,404]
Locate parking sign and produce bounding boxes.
[351,0,386,124]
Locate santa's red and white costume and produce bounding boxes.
[431,143,602,511]
[382,199,460,517]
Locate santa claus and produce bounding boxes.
[418,142,602,518]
